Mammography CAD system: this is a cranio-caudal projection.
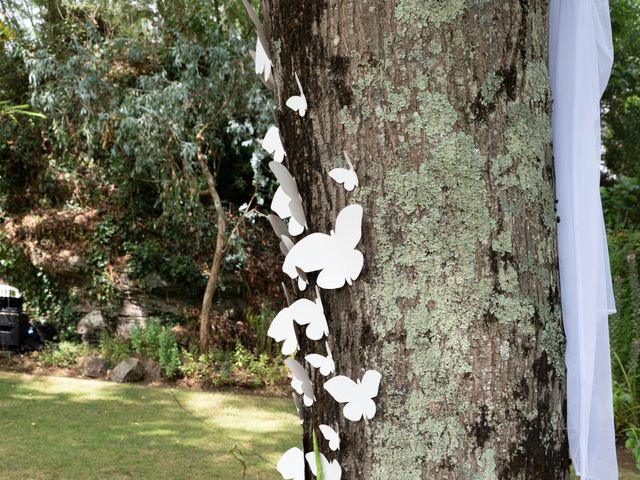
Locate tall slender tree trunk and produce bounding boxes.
[197,130,226,353]
[263,1,568,478]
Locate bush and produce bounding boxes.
[179,344,287,388]
[609,229,640,465]
[98,333,132,365]
[246,304,276,356]
[40,341,95,368]
[130,321,181,379]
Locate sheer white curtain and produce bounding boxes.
[549,1,617,478]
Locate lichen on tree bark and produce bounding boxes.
[262,1,568,478]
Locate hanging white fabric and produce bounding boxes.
[549,1,617,479]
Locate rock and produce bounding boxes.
[77,356,107,378]
[119,298,148,318]
[115,316,146,339]
[140,358,162,382]
[77,310,106,343]
[115,298,148,338]
[143,273,169,291]
[110,357,145,383]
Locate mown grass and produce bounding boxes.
[1,371,639,479]
[0,372,300,479]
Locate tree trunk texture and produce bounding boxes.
[197,131,226,353]
[263,1,568,478]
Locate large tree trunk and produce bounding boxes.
[263,1,568,478]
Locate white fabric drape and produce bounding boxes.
[549,1,617,479]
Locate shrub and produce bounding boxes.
[98,333,131,365]
[40,341,95,368]
[130,321,181,379]
[246,304,276,356]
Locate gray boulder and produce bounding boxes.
[77,356,108,378]
[116,298,148,338]
[110,357,145,383]
[77,310,106,343]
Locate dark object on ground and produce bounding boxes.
[110,357,145,383]
[77,356,108,378]
[18,322,58,353]
[0,291,28,350]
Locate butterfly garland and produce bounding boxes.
[241,5,382,479]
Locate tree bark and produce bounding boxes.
[263,1,568,478]
[197,130,226,353]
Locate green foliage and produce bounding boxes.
[602,177,640,230]
[130,321,181,378]
[0,100,45,123]
[626,426,640,470]
[604,0,640,178]
[0,0,272,315]
[609,232,640,375]
[98,332,131,365]
[40,341,95,368]
[609,231,640,464]
[0,233,77,338]
[180,344,287,388]
[87,218,119,306]
[230,343,287,388]
[246,303,276,356]
[124,238,207,295]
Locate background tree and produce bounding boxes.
[264,1,567,478]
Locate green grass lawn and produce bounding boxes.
[0,372,300,479]
[1,371,639,479]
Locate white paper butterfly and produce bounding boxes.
[305,452,342,480]
[305,342,335,376]
[267,219,308,290]
[285,358,315,406]
[268,288,327,354]
[262,126,285,163]
[286,72,307,117]
[268,214,293,257]
[329,152,358,191]
[283,204,364,290]
[277,447,305,480]
[290,287,328,341]
[242,0,274,90]
[281,236,309,291]
[255,37,272,82]
[318,424,340,451]
[270,161,307,236]
[324,370,381,422]
[267,306,299,356]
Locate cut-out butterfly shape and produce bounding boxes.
[290,287,328,341]
[268,287,328,355]
[268,214,293,257]
[270,161,307,237]
[283,204,364,289]
[319,424,340,451]
[241,0,274,89]
[285,358,315,406]
[305,341,335,376]
[329,151,358,191]
[262,126,285,163]
[305,452,342,480]
[277,447,304,480]
[267,216,308,291]
[267,305,299,356]
[286,72,307,117]
[255,37,272,82]
[324,370,381,422]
